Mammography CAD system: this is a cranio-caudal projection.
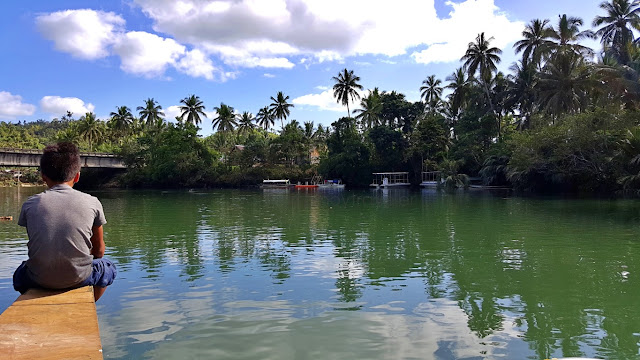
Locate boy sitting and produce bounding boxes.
[13,142,116,301]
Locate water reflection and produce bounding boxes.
[1,188,640,359]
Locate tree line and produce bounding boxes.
[3,0,640,192]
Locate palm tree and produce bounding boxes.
[618,127,640,190]
[420,75,443,113]
[256,106,275,131]
[549,14,595,57]
[593,0,640,64]
[179,94,207,125]
[332,68,363,118]
[108,106,133,136]
[461,32,503,114]
[303,121,315,140]
[269,91,294,130]
[354,88,383,130]
[446,68,472,121]
[212,103,237,133]
[508,61,538,129]
[513,19,555,67]
[237,111,255,134]
[77,112,103,151]
[537,53,595,118]
[137,98,165,126]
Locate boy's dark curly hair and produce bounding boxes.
[40,142,81,182]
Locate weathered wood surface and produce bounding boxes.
[0,286,103,359]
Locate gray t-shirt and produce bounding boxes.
[18,184,107,289]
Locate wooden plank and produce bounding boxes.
[0,286,103,360]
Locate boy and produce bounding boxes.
[13,142,116,301]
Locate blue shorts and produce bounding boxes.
[13,258,117,294]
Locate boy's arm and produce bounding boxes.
[90,225,105,259]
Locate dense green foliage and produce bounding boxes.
[4,1,640,192]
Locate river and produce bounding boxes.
[1,187,639,359]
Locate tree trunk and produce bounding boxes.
[482,81,499,140]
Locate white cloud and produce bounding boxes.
[165,105,183,121]
[36,9,124,60]
[175,49,216,80]
[292,89,346,112]
[410,0,524,64]
[40,96,95,116]
[224,56,295,69]
[263,73,276,78]
[132,0,523,65]
[36,0,524,78]
[0,92,36,119]
[113,31,186,77]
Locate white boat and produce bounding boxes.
[370,172,410,188]
[317,179,345,189]
[261,179,292,189]
[420,171,442,187]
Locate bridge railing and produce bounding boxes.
[0,148,119,158]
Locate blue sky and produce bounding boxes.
[0,0,604,135]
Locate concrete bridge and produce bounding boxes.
[0,148,126,168]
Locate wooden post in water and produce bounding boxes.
[0,286,103,359]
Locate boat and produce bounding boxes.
[317,179,345,189]
[420,171,442,188]
[294,183,319,189]
[261,179,292,189]
[370,172,410,188]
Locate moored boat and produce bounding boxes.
[317,179,345,189]
[370,172,410,188]
[262,179,292,189]
[294,183,319,189]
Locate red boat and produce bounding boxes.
[294,184,319,189]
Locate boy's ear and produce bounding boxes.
[73,172,80,184]
[41,173,49,182]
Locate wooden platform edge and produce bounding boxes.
[0,286,103,360]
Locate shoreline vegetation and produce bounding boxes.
[4,1,640,194]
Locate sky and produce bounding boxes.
[0,0,605,135]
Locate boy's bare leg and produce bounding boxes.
[94,286,106,302]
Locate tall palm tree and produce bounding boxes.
[593,0,640,64]
[420,75,443,113]
[537,53,595,118]
[461,32,503,114]
[256,106,275,131]
[212,103,237,133]
[108,106,133,136]
[332,68,363,118]
[269,91,294,130]
[446,68,472,119]
[237,111,255,134]
[513,19,555,68]
[549,14,595,57]
[137,98,165,127]
[507,61,538,129]
[179,94,207,125]
[77,112,103,151]
[354,88,383,130]
[303,121,315,140]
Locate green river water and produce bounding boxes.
[1,187,640,359]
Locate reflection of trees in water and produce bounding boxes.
[97,190,640,359]
[440,196,640,359]
[0,187,45,252]
[103,192,205,281]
